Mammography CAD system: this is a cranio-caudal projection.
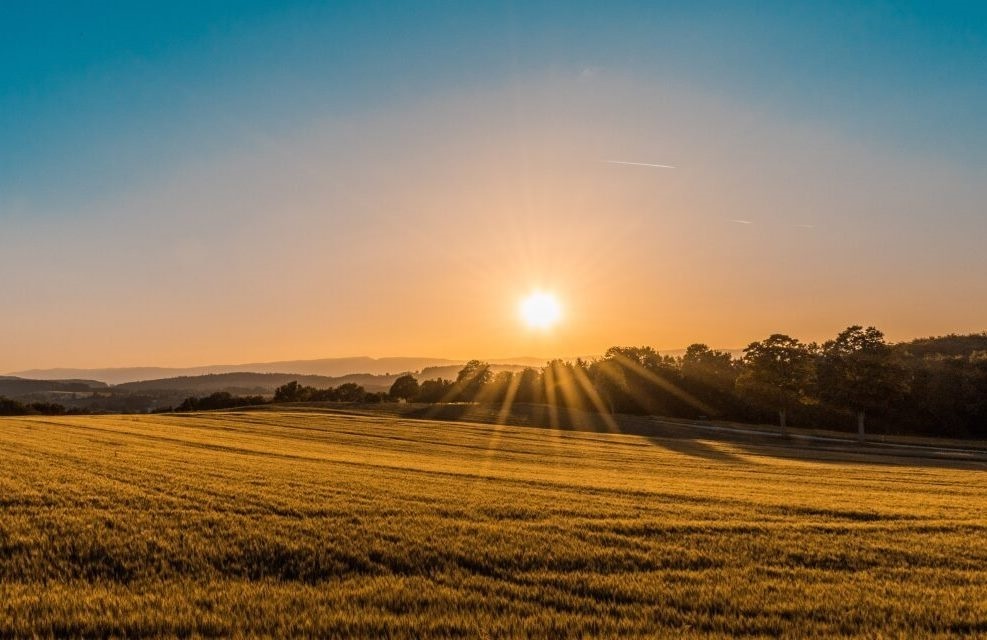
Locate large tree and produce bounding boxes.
[334,382,366,403]
[737,334,813,432]
[514,368,542,404]
[454,360,492,402]
[593,346,702,416]
[681,343,737,392]
[388,374,420,402]
[817,326,905,438]
[417,378,453,403]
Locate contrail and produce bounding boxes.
[604,160,676,169]
[729,219,754,225]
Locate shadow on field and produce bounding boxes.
[388,402,987,470]
[252,401,987,469]
[403,402,750,464]
[647,436,750,464]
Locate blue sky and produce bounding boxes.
[3,2,987,370]
[4,1,986,209]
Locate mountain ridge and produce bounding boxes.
[8,356,552,385]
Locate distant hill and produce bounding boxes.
[115,372,399,395]
[895,333,987,359]
[8,356,555,385]
[9,357,467,385]
[0,376,108,399]
[113,365,558,397]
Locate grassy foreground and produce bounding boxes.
[1,409,986,637]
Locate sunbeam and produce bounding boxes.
[569,364,623,434]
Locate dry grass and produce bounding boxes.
[1,409,986,637]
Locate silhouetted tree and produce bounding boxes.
[454,360,492,402]
[514,368,542,404]
[0,397,29,415]
[417,378,453,403]
[177,392,266,412]
[904,357,979,437]
[0,397,69,415]
[334,382,366,402]
[388,374,420,402]
[594,346,699,416]
[543,359,601,410]
[485,370,516,404]
[588,358,624,414]
[681,343,737,392]
[737,334,813,431]
[817,326,904,438]
[274,381,305,403]
[678,344,742,419]
[308,387,337,401]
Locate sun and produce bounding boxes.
[519,292,562,330]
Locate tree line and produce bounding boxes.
[0,398,91,416]
[7,326,982,438]
[165,326,986,438]
[384,326,986,439]
[164,381,389,412]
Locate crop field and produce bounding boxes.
[1,409,986,637]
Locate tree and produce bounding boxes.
[514,368,542,404]
[176,392,266,412]
[817,326,905,438]
[588,357,625,414]
[486,370,516,404]
[274,381,305,403]
[681,343,737,391]
[0,397,29,415]
[678,343,742,419]
[417,378,453,403]
[541,359,591,410]
[737,334,813,432]
[603,346,671,373]
[308,387,338,401]
[388,374,420,402]
[454,360,492,402]
[594,346,705,417]
[334,382,366,403]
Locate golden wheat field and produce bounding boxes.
[1,408,986,638]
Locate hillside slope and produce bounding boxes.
[0,376,107,399]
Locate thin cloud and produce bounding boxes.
[729,219,754,225]
[604,160,676,169]
[794,223,816,229]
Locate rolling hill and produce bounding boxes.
[114,372,398,395]
[8,355,551,385]
[0,376,108,399]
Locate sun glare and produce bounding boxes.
[520,292,562,330]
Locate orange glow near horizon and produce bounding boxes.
[2,73,987,373]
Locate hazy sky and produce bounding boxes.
[3,1,987,371]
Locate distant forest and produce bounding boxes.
[3,327,985,439]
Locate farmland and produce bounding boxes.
[1,408,986,637]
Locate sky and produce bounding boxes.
[3,1,987,371]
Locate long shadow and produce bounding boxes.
[404,402,607,432]
[401,403,752,464]
[729,437,987,470]
[645,435,750,464]
[393,402,987,471]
